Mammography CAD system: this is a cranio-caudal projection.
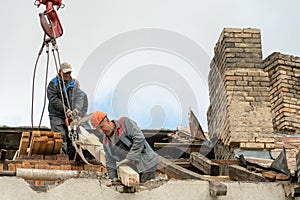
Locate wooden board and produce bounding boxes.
[52,139,63,154]
[158,156,208,180]
[18,132,30,156]
[117,165,139,186]
[209,181,227,196]
[190,152,219,176]
[228,164,266,182]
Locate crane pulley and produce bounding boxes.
[34,0,64,39]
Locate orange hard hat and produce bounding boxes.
[90,111,107,128]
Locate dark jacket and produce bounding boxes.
[47,76,85,119]
[103,117,159,179]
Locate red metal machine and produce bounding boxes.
[34,0,64,38]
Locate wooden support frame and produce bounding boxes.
[228,164,266,182]
[158,156,206,180]
[190,152,219,176]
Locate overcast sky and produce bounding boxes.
[0,0,299,131]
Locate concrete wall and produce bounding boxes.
[0,177,287,200]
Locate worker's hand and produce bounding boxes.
[116,158,131,168]
[72,109,80,119]
[111,177,121,185]
[112,177,120,182]
[66,109,72,117]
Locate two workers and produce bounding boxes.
[47,62,159,183]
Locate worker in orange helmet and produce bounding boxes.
[90,111,159,183]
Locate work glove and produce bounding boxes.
[72,109,80,119]
[66,109,72,117]
[111,177,121,185]
[66,109,80,119]
[116,158,131,168]
[112,177,120,182]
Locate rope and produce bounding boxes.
[31,35,72,129]
[38,43,50,128]
[51,45,69,120]
[31,33,49,129]
[52,41,72,116]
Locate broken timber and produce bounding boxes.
[190,152,219,176]
[158,155,223,181]
[209,181,227,196]
[188,109,206,140]
[228,164,266,182]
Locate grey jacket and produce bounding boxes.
[103,117,159,179]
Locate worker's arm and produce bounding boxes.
[123,117,146,162]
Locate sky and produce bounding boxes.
[0,0,299,131]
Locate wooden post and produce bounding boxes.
[209,181,227,196]
[117,165,139,186]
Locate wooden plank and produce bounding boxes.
[245,157,273,168]
[18,138,29,156]
[30,137,42,155]
[228,164,266,182]
[209,181,227,196]
[53,132,61,139]
[45,140,55,155]
[40,131,54,137]
[18,132,30,156]
[188,109,206,140]
[158,156,209,180]
[38,136,48,155]
[117,165,139,186]
[212,159,242,165]
[261,170,277,180]
[276,173,290,181]
[154,142,211,155]
[52,139,63,154]
[190,152,219,176]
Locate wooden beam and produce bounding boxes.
[261,170,277,180]
[154,142,202,148]
[158,156,208,180]
[117,165,139,186]
[154,142,212,155]
[18,132,30,156]
[228,164,266,182]
[209,181,227,196]
[188,109,206,140]
[190,152,219,176]
[211,159,242,165]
